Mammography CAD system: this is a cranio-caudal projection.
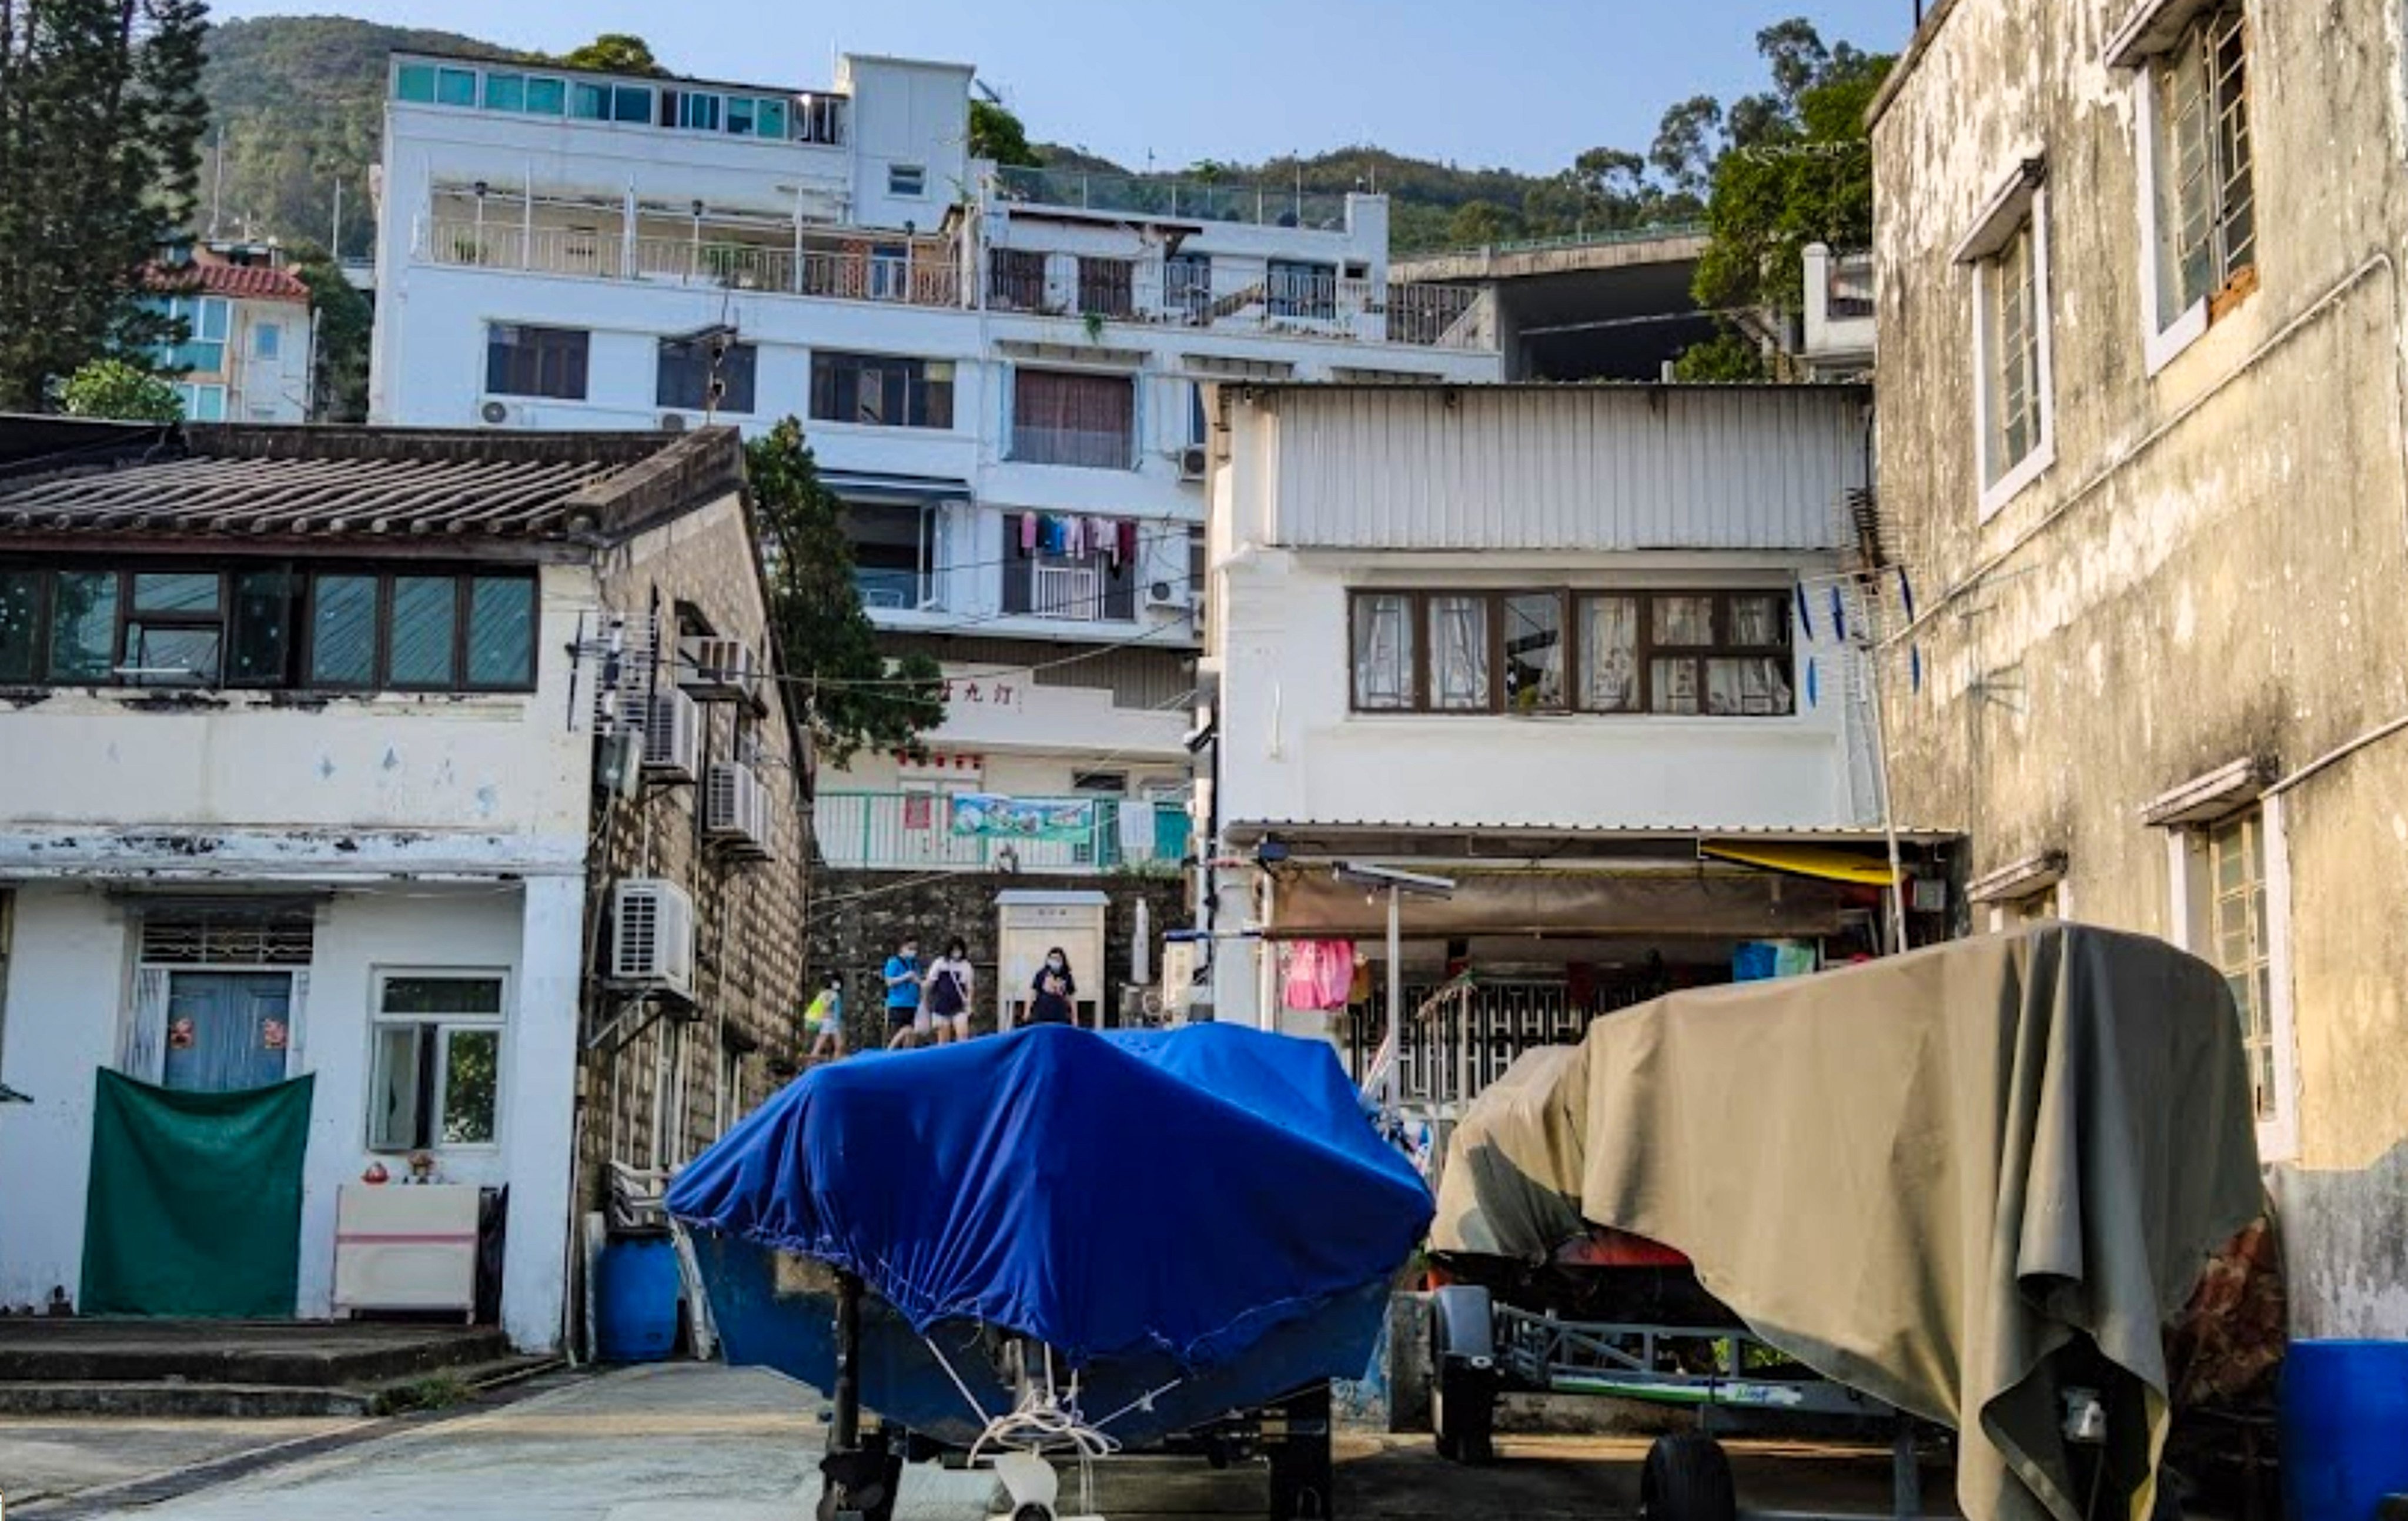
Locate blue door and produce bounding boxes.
[162,972,292,1092]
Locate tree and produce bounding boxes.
[1445,199,1516,248]
[59,357,183,421]
[1670,328,1771,383]
[557,33,661,75]
[0,0,211,411]
[1648,95,1725,201]
[748,419,945,767]
[288,241,371,421]
[969,98,1039,169]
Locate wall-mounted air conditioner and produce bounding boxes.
[704,761,776,860]
[658,411,690,433]
[609,878,695,997]
[1177,444,1209,481]
[676,636,758,702]
[1144,578,1192,611]
[640,688,703,782]
[479,399,520,427]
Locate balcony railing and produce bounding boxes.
[417,218,1495,350]
[817,791,1190,874]
[985,250,1490,350]
[993,165,1349,232]
[418,220,964,307]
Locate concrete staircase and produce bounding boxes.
[0,1320,559,1416]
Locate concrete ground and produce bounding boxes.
[3,1362,1961,1521]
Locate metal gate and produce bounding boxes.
[1345,976,1665,1113]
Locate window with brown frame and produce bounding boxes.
[0,563,537,693]
[1348,588,1794,717]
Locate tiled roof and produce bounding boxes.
[0,424,745,544]
[143,260,313,303]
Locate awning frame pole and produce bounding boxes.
[1384,885,1402,1116]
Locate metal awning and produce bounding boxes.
[1697,841,1902,887]
[819,472,970,506]
[1226,819,1959,861]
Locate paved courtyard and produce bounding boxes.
[4,1363,1954,1521]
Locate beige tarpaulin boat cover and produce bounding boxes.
[1431,925,2262,1521]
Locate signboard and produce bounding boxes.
[950,794,1096,843]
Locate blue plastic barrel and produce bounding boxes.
[596,1236,682,1363]
[2282,1339,2408,1521]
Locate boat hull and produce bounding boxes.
[691,1230,1387,1450]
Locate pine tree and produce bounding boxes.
[0,0,210,411]
[748,419,946,767]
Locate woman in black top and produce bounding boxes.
[1028,947,1076,1027]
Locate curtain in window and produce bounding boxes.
[1581,596,1640,712]
[1352,595,1413,710]
[1706,658,1794,716]
[1503,594,1565,711]
[1427,595,1490,710]
[1013,370,1133,467]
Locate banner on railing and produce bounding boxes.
[949,793,1095,843]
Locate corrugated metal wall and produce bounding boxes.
[1263,387,1865,551]
[883,634,1195,710]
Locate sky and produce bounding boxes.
[207,0,1915,176]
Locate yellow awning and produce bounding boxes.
[1699,841,1901,887]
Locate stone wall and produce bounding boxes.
[575,492,811,1201]
[807,866,1189,1050]
[1869,0,2408,1335]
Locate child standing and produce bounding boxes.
[805,974,846,1061]
[924,938,976,1044]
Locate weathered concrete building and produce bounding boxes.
[1869,0,2408,1333]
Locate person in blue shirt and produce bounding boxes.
[882,937,924,1050]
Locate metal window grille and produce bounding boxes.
[2156,7,2255,317]
[2206,813,2275,1119]
[1985,219,2042,482]
[139,914,315,966]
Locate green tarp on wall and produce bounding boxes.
[81,1069,315,1318]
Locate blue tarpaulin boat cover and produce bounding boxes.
[666,1024,1433,1370]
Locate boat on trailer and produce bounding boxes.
[668,1021,1433,1521]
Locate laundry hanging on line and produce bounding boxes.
[1018,512,1138,569]
[1282,940,1358,1012]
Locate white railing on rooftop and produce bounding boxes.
[985,249,1490,350]
[417,220,964,307]
[993,165,1350,232]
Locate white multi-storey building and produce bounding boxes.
[367,49,1502,867]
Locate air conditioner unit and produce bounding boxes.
[676,636,758,702]
[609,878,695,997]
[704,761,776,860]
[658,411,690,433]
[479,399,516,426]
[1177,444,1209,480]
[1144,578,1192,610]
[640,688,703,783]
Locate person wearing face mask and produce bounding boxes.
[1028,947,1077,1027]
[924,938,976,1044]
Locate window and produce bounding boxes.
[1011,369,1135,469]
[657,337,759,414]
[661,88,721,132]
[0,565,534,692]
[989,248,1049,312]
[482,71,526,112]
[1077,257,1135,319]
[486,323,590,400]
[1957,169,2054,513]
[524,76,566,115]
[726,96,759,136]
[754,98,788,139]
[1349,589,1794,716]
[2204,812,2275,1121]
[394,62,476,106]
[810,352,954,429]
[613,84,654,124]
[369,972,506,1151]
[176,383,227,422]
[253,322,282,360]
[571,81,610,120]
[888,163,927,198]
[2140,5,2256,349]
[1267,259,1337,320]
[156,295,229,374]
[1166,253,1212,320]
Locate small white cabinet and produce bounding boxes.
[333,1183,480,1317]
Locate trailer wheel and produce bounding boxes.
[1429,1286,1496,1466]
[1640,1433,1735,1521]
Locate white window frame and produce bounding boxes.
[366,967,510,1154]
[2125,1,2255,374]
[2164,795,2297,1161]
[1956,162,2056,520]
